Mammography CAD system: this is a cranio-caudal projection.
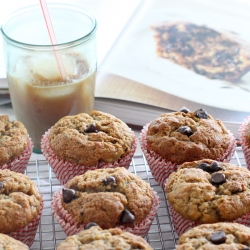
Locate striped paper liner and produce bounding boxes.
[41,130,137,185]
[139,123,236,187]
[169,203,250,236]
[239,116,250,170]
[1,137,33,174]
[51,189,160,238]
[8,196,44,247]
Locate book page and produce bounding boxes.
[96,0,250,123]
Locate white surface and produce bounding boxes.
[0,0,142,79]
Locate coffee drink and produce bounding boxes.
[8,53,95,151]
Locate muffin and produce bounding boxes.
[41,110,137,184]
[239,116,250,170]
[51,167,160,237]
[165,159,250,236]
[140,107,236,187]
[0,233,29,250]
[0,169,43,246]
[0,115,33,173]
[176,222,250,250]
[57,225,153,250]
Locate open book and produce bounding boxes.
[94,0,250,137]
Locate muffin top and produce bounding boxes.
[57,226,153,250]
[146,108,231,164]
[48,110,135,166]
[166,159,250,223]
[0,115,29,166]
[176,222,250,250]
[0,169,42,233]
[0,233,28,250]
[62,167,154,229]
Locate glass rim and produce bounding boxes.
[0,3,97,49]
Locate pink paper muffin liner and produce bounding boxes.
[51,189,160,238]
[168,202,250,236]
[8,196,44,247]
[239,116,250,169]
[1,137,33,174]
[139,123,236,187]
[41,129,137,185]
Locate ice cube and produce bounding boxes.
[30,55,75,83]
[35,81,77,99]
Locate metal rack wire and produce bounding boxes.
[27,147,246,250]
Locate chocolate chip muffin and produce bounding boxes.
[166,159,250,223]
[0,233,28,250]
[42,110,137,184]
[147,108,233,164]
[0,169,42,234]
[57,226,153,250]
[176,222,250,250]
[140,107,236,187]
[51,167,160,237]
[47,110,135,166]
[62,167,154,228]
[0,114,28,166]
[0,115,33,173]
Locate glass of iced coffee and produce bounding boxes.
[1,4,97,153]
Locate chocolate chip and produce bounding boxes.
[211,173,226,185]
[0,182,4,189]
[120,209,135,224]
[85,222,98,229]
[177,126,193,136]
[210,161,223,172]
[210,231,226,244]
[102,176,116,186]
[197,163,211,172]
[179,107,190,113]
[231,189,240,194]
[236,139,241,147]
[85,123,98,133]
[62,188,76,203]
[194,108,208,119]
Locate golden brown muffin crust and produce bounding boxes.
[0,169,42,234]
[166,160,250,223]
[49,110,135,166]
[0,233,28,250]
[62,167,154,229]
[57,226,153,250]
[146,111,231,164]
[176,222,250,250]
[0,115,29,166]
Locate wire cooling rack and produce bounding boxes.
[27,146,246,250]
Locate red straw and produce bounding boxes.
[39,0,68,81]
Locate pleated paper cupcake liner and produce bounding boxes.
[1,137,34,174]
[41,129,137,185]
[168,202,250,236]
[51,189,160,238]
[140,123,236,187]
[239,116,250,170]
[8,196,44,247]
